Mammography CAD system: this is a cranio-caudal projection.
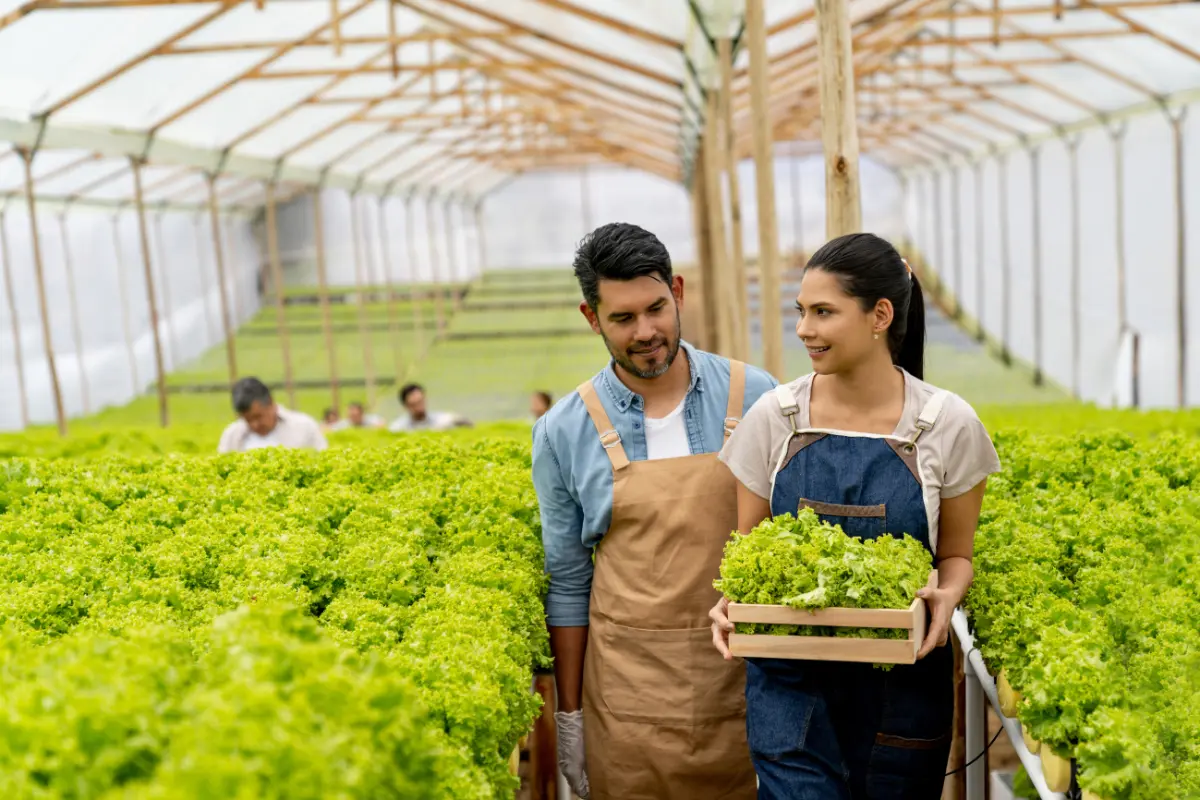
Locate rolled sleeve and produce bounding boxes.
[532,420,594,627]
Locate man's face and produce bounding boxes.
[582,275,684,380]
[241,400,279,437]
[404,389,428,420]
[348,404,365,425]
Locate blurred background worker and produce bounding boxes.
[321,407,340,432]
[218,377,328,454]
[330,401,386,431]
[531,390,553,420]
[389,383,472,432]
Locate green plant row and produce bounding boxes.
[966,431,1200,799]
[0,437,549,798]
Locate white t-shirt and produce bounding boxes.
[644,396,690,460]
[242,429,283,449]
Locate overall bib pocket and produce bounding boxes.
[797,497,887,539]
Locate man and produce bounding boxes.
[387,383,471,432]
[330,401,386,431]
[217,377,328,453]
[532,223,777,800]
[530,390,552,420]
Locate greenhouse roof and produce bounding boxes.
[0,0,1197,211]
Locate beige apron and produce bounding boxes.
[579,361,758,800]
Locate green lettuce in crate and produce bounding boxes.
[713,508,931,640]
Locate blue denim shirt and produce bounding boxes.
[532,341,778,627]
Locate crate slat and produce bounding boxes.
[729,632,919,664]
[727,599,919,628]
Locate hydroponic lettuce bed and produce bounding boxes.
[967,431,1200,799]
[0,438,548,799]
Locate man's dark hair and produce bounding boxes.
[232,377,272,414]
[573,222,672,309]
[399,383,424,404]
[534,390,552,406]
[348,401,364,412]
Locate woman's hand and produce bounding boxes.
[915,570,961,659]
[709,596,735,660]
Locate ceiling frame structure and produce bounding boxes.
[0,0,1195,210]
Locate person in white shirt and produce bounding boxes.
[217,377,328,454]
[329,401,386,431]
[388,383,471,433]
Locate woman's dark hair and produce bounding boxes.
[805,233,926,379]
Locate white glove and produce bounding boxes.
[555,709,591,799]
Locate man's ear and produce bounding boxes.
[672,274,684,310]
[580,300,602,335]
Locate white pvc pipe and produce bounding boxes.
[951,609,1068,800]
[962,641,987,799]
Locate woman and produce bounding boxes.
[709,233,1001,799]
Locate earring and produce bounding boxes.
[873,332,880,340]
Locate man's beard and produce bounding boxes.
[601,309,682,380]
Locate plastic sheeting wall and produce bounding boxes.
[903,103,1200,410]
[477,157,905,272]
[0,205,261,430]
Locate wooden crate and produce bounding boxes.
[727,573,933,664]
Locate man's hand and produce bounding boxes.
[555,709,590,799]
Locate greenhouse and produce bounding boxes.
[0,0,1198,798]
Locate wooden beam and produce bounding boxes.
[19,150,68,435]
[264,182,296,409]
[164,28,525,54]
[689,148,718,353]
[528,0,679,49]
[720,36,750,363]
[0,212,29,428]
[1080,0,1200,65]
[206,173,238,385]
[816,0,863,238]
[746,0,783,380]
[311,188,341,410]
[131,158,170,428]
[704,88,733,358]
[56,214,91,414]
[251,61,539,79]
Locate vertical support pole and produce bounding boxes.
[580,164,593,233]
[973,159,986,343]
[312,186,340,410]
[814,0,863,237]
[1028,144,1044,385]
[110,213,140,393]
[746,0,784,379]
[131,158,170,428]
[265,182,296,409]
[790,150,803,258]
[1169,109,1188,408]
[932,168,945,302]
[425,192,447,333]
[57,213,90,414]
[151,212,178,370]
[963,644,987,799]
[224,216,244,328]
[207,173,238,385]
[474,200,488,278]
[704,89,734,357]
[405,192,428,362]
[897,171,911,259]
[349,192,377,408]
[0,211,30,428]
[950,161,963,320]
[377,194,406,382]
[19,149,67,436]
[997,153,1012,365]
[1109,124,1133,407]
[691,151,718,353]
[720,34,749,362]
[192,212,218,345]
[1066,136,1082,399]
[444,197,461,310]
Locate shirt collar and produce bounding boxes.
[600,339,702,412]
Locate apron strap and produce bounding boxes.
[723,360,746,438]
[774,384,800,433]
[908,389,949,448]
[577,380,631,471]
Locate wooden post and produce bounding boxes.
[151,212,178,370]
[474,201,488,278]
[19,149,68,435]
[746,0,784,379]
[312,187,341,410]
[0,211,30,428]
[814,0,863,237]
[349,192,377,407]
[206,174,239,385]
[192,213,219,345]
[56,213,90,414]
[131,158,170,428]
[109,213,140,393]
[703,90,734,357]
[265,182,297,408]
[376,194,407,382]
[405,192,428,361]
[719,35,750,362]
[425,192,447,333]
[689,153,718,353]
[224,216,245,327]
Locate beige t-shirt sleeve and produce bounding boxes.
[718,389,790,500]
[936,394,1002,498]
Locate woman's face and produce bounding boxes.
[794,268,888,374]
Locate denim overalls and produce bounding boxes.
[746,385,954,800]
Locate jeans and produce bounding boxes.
[745,643,954,800]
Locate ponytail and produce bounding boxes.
[894,273,926,380]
